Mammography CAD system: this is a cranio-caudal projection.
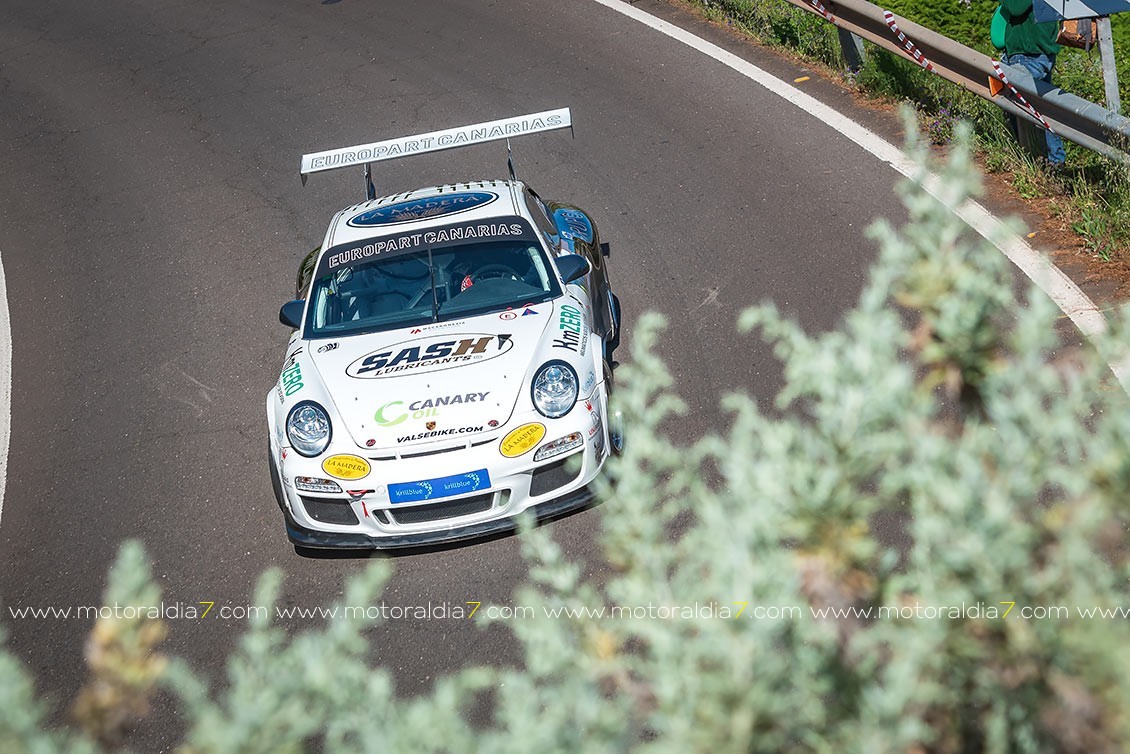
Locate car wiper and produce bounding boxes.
[427,246,439,322]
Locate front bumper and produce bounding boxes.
[269,390,611,551]
[282,484,596,550]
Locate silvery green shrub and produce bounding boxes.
[3,120,1129,752]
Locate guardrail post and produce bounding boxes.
[837,27,866,72]
[998,62,1051,161]
[1097,17,1121,115]
[1013,119,1051,161]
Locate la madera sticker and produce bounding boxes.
[322,454,371,480]
[500,422,545,457]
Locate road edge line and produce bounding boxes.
[0,250,10,526]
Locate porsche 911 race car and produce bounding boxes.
[267,108,622,550]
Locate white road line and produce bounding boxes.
[589,0,1127,389]
[0,251,10,526]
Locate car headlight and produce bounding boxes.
[286,401,332,457]
[531,361,578,419]
[293,476,342,493]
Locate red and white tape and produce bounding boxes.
[882,11,935,72]
[991,60,1054,132]
[807,0,835,23]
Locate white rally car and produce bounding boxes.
[267,109,623,550]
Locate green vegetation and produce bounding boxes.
[3,121,1130,753]
[695,0,1130,267]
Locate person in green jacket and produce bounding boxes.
[1000,0,1066,165]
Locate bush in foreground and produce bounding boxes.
[4,121,1130,752]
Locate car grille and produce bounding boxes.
[371,437,496,461]
[389,492,495,525]
[529,454,582,498]
[300,497,360,526]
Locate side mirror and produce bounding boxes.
[279,299,305,329]
[556,254,591,286]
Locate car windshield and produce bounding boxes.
[306,238,561,337]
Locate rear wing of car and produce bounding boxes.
[299,107,572,199]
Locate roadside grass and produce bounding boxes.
[692,0,1130,268]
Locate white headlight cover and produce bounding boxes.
[532,361,578,419]
[287,401,332,457]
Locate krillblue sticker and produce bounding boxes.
[388,469,491,503]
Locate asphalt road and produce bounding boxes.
[0,0,916,747]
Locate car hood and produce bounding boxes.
[309,307,552,450]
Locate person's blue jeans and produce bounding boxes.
[1004,52,1067,165]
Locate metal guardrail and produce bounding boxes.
[781,0,1130,163]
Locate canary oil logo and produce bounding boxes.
[375,391,492,424]
[374,401,410,427]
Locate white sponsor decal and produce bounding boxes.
[347,333,514,379]
[325,223,526,269]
